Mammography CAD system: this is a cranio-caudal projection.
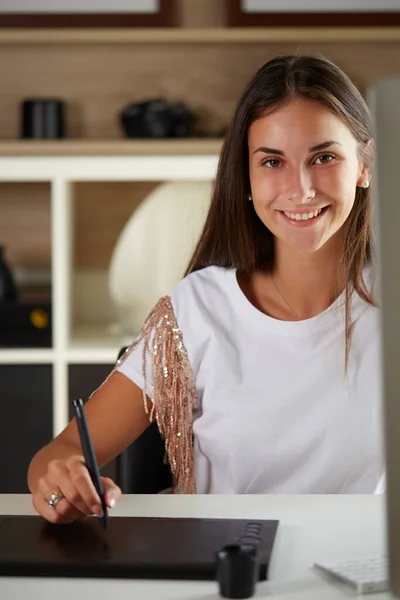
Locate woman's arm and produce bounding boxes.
[28,371,152,495]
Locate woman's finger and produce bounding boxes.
[101,477,122,508]
[66,459,104,516]
[33,484,83,524]
[47,459,95,516]
[38,476,87,519]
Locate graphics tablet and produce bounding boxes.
[0,515,279,580]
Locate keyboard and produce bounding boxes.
[313,556,388,594]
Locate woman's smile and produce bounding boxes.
[277,205,330,227]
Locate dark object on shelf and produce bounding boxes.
[0,300,52,347]
[0,246,17,304]
[216,544,258,598]
[120,98,196,138]
[21,99,65,139]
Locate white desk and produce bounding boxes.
[0,494,394,600]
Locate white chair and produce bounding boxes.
[108,180,212,338]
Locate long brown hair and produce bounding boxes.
[185,54,375,369]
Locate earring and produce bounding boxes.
[248,194,252,202]
[360,180,370,189]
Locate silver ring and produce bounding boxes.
[48,491,64,509]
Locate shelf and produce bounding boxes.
[0,154,218,182]
[0,139,223,157]
[67,324,130,364]
[0,348,53,364]
[0,27,400,44]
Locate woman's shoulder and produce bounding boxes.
[169,265,233,324]
[171,265,232,301]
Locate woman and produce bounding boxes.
[28,54,383,524]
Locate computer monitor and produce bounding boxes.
[368,77,400,596]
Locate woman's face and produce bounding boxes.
[248,98,370,255]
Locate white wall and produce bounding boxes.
[366,78,400,312]
[244,0,400,12]
[367,78,400,224]
[0,0,158,13]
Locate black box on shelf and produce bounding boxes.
[0,301,52,348]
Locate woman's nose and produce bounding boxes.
[286,169,315,203]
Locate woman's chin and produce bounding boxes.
[279,235,328,255]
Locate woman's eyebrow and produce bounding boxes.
[252,140,342,156]
[310,140,342,152]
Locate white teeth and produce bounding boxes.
[283,208,323,221]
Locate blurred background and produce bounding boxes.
[0,0,398,492]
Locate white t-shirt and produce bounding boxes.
[117,265,384,494]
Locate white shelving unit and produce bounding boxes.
[0,144,219,436]
[1,27,400,44]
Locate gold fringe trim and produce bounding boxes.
[115,296,198,494]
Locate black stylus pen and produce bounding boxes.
[72,398,108,529]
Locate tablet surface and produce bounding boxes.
[0,515,279,580]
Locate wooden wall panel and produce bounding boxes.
[0,42,398,142]
[1,34,400,269]
[74,181,158,268]
[0,183,50,268]
[0,182,158,269]
[177,0,226,27]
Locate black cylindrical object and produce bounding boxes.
[0,245,17,304]
[216,543,258,599]
[21,99,65,139]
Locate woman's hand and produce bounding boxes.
[31,455,121,524]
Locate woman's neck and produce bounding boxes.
[272,237,345,320]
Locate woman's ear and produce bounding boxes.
[365,138,375,162]
[358,138,375,186]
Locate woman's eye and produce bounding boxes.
[314,153,336,165]
[262,158,282,168]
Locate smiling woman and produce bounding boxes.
[27,55,384,514]
[248,98,370,259]
[185,56,375,343]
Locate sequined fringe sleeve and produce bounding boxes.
[114,296,198,494]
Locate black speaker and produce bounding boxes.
[21,99,65,139]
